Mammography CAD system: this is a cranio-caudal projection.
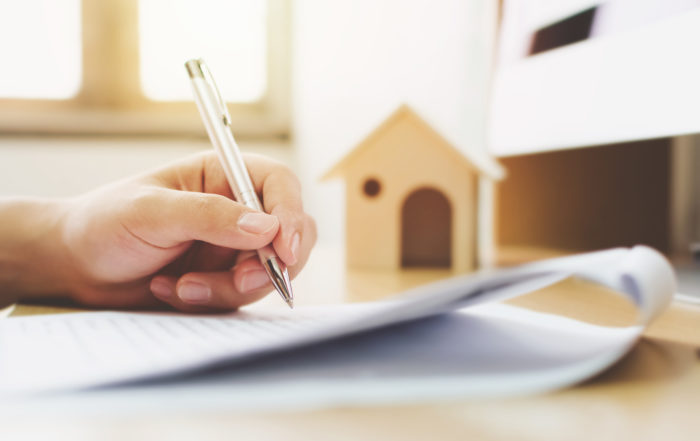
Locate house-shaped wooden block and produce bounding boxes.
[322,105,504,272]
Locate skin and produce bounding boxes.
[0,152,316,313]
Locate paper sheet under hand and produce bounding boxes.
[0,246,675,400]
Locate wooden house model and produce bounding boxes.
[322,105,504,272]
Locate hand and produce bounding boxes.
[47,152,315,312]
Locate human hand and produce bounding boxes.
[53,152,316,312]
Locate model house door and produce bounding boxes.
[401,188,451,268]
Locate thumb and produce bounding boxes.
[123,187,279,250]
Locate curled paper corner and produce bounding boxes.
[620,246,676,324]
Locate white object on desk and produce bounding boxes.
[0,246,675,403]
[0,303,642,416]
[676,293,700,305]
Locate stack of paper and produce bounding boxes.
[0,246,675,406]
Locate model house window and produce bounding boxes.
[0,0,290,138]
[362,178,382,198]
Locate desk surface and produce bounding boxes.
[3,245,700,441]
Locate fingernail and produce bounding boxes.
[178,282,212,303]
[151,278,173,299]
[239,270,270,293]
[238,212,278,234]
[289,232,301,264]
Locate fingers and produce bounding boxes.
[123,187,280,251]
[137,152,315,312]
[146,152,308,267]
[244,155,306,266]
[270,207,305,266]
[149,215,316,312]
[149,259,269,312]
[285,213,317,279]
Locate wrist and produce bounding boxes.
[0,197,75,303]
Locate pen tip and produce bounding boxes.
[262,257,295,310]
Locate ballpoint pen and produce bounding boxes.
[185,58,294,308]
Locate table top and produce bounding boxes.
[3,245,700,441]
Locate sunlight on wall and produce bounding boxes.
[0,0,81,99]
[139,0,267,102]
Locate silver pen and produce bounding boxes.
[185,58,293,308]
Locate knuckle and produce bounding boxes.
[285,169,302,192]
[271,207,305,232]
[304,213,318,244]
[266,160,301,188]
[120,186,161,225]
[128,186,161,212]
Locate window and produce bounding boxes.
[139,0,268,103]
[0,0,290,138]
[0,0,82,99]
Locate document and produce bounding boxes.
[0,246,675,400]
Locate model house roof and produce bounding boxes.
[322,105,505,181]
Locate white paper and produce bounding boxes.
[0,246,675,399]
[0,303,643,416]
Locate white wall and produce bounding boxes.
[292,0,498,244]
[0,138,292,198]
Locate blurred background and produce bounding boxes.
[0,0,698,296]
[0,0,495,251]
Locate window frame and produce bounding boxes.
[0,0,290,139]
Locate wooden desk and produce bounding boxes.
[3,245,700,441]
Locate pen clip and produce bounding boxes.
[198,60,233,127]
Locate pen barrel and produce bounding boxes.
[187,59,293,307]
[189,76,262,212]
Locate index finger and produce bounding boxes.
[243,154,305,266]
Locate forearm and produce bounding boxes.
[0,197,73,305]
